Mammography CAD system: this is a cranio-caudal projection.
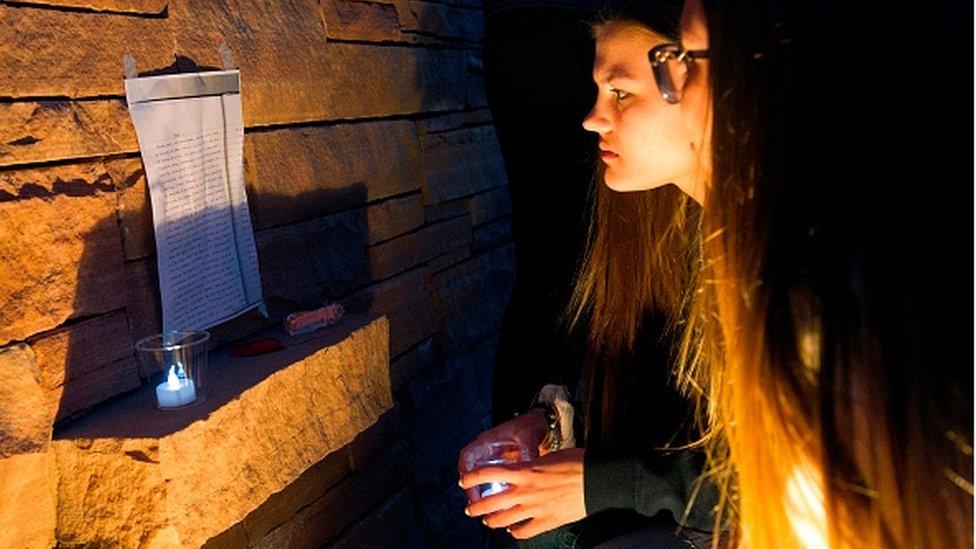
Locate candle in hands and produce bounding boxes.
[460,440,535,501]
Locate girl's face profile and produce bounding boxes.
[583,22,699,198]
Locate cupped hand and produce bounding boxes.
[458,409,548,466]
[460,448,586,539]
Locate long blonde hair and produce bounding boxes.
[678,0,974,546]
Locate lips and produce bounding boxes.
[600,149,619,160]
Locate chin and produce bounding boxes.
[603,171,666,193]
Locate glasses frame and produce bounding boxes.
[648,43,710,105]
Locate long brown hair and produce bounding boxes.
[680,0,974,546]
[568,164,700,446]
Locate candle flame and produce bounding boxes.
[166,365,181,390]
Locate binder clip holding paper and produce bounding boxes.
[123,44,268,333]
[123,42,235,78]
[123,53,138,79]
[218,42,236,70]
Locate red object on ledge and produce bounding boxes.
[229,337,284,357]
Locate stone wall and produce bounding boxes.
[0,1,512,547]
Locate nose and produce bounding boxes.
[582,101,611,135]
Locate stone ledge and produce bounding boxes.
[51,314,392,548]
[0,452,56,549]
[10,0,168,15]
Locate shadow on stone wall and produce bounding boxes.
[55,177,371,422]
[46,40,506,547]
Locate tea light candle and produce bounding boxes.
[155,363,196,409]
[480,482,507,497]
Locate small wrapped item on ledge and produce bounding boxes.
[284,302,345,336]
[229,337,284,358]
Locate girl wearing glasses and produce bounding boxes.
[460,3,723,547]
[669,0,973,546]
[464,0,973,545]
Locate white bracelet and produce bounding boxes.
[533,384,576,449]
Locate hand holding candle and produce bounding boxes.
[460,448,586,540]
[457,410,549,501]
[460,440,534,500]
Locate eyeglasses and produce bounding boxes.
[648,43,709,104]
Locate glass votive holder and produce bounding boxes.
[461,439,536,502]
[135,331,210,410]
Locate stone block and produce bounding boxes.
[402,1,484,42]
[245,121,422,231]
[255,209,371,306]
[426,246,472,274]
[390,337,436,391]
[29,311,141,422]
[0,452,57,549]
[328,489,423,549]
[433,513,490,549]
[200,522,249,549]
[54,357,141,423]
[366,193,425,245]
[410,0,480,9]
[428,245,515,356]
[320,0,403,42]
[29,312,131,390]
[415,482,471,543]
[0,6,174,98]
[400,340,497,534]
[0,100,137,168]
[404,335,496,415]
[112,158,157,261]
[11,0,167,14]
[241,448,351,542]
[124,258,163,345]
[468,186,512,226]
[0,193,127,346]
[343,269,434,356]
[415,108,492,135]
[0,344,52,457]
[466,60,489,108]
[368,217,471,281]
[348,407,404,472]
[252,441,411,548]
[472,217,512,252]
[52,315,392,548]
[424,196,469,224]
[173,1,467,126]
[419,126,506,205]
[0,157,142,227]
[0,146,137,213]
[0,4,468,122]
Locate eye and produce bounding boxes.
[610,88,631,101]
